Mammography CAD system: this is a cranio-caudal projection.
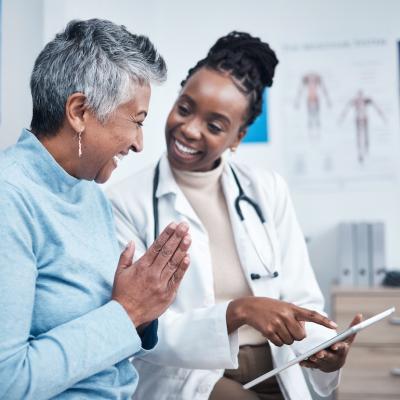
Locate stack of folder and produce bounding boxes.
[337,222,386,287]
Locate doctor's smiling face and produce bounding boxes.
[165,67,248,172]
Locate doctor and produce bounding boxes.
[107,32,358,400]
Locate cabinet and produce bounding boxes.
[332,287,400,400]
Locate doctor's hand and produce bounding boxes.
[227,297,338,347]
[299,313,362,372]
[112,222,191,328]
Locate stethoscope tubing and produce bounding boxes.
[152,160,278,279]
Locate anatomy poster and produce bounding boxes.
[281,38,399,188]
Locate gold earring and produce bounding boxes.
[77,131,83,158]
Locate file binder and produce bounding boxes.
[354,222,370,286]
[369,222,386,286]
[337,223,355,286]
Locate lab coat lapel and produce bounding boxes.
[156,154,206,234]
[156,154,214,304]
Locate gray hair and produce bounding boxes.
[30,19,167,136]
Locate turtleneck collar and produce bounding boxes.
[17,129,83,193]
[171,158,225,191]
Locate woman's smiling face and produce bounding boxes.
[165,67,249,172]
[82,84,151,183]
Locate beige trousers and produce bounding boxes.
[209,344,284,400]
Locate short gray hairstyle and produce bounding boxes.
[30,19,167,136]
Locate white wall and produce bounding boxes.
[4,0,400,303]
[0,0,43,148]
[40,0,400,279]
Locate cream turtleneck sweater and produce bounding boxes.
[172,161,265,345]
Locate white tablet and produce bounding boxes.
[243,306,396,390]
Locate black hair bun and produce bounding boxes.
[181,31,278,126]
[208,31,278,88]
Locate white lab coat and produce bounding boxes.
[107,153,340,400]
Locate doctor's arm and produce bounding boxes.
[226,296,337,347]
[143,289,336,368]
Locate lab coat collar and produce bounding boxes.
[155,153,251,234]
[155,153,179,198]
[155,153,204,231]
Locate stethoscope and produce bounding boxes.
[152,160,279,280]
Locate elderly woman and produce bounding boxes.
[0,19,190,399]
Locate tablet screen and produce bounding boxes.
[243,306,395,390]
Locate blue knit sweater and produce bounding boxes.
[0,129,157,399]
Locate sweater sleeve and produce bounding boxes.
[0,183,153,400]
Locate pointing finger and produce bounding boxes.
[295,307,338,330]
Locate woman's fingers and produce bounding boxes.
[153,223,189,269]
[268,319,294,345]
[117,241,135,269]
[142,222,178,265]
[301,345,348,371]
[161,234,191,282]
[285,317,307,341]
[300,350,330,368]
[112,222,191,327]
[168,255,190,290]
[268,332,284,347]
[300,359,316,368]
[330,341,348,353]
[344,313,363,345]
[310,349,328,362]
[295,306,338,330]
